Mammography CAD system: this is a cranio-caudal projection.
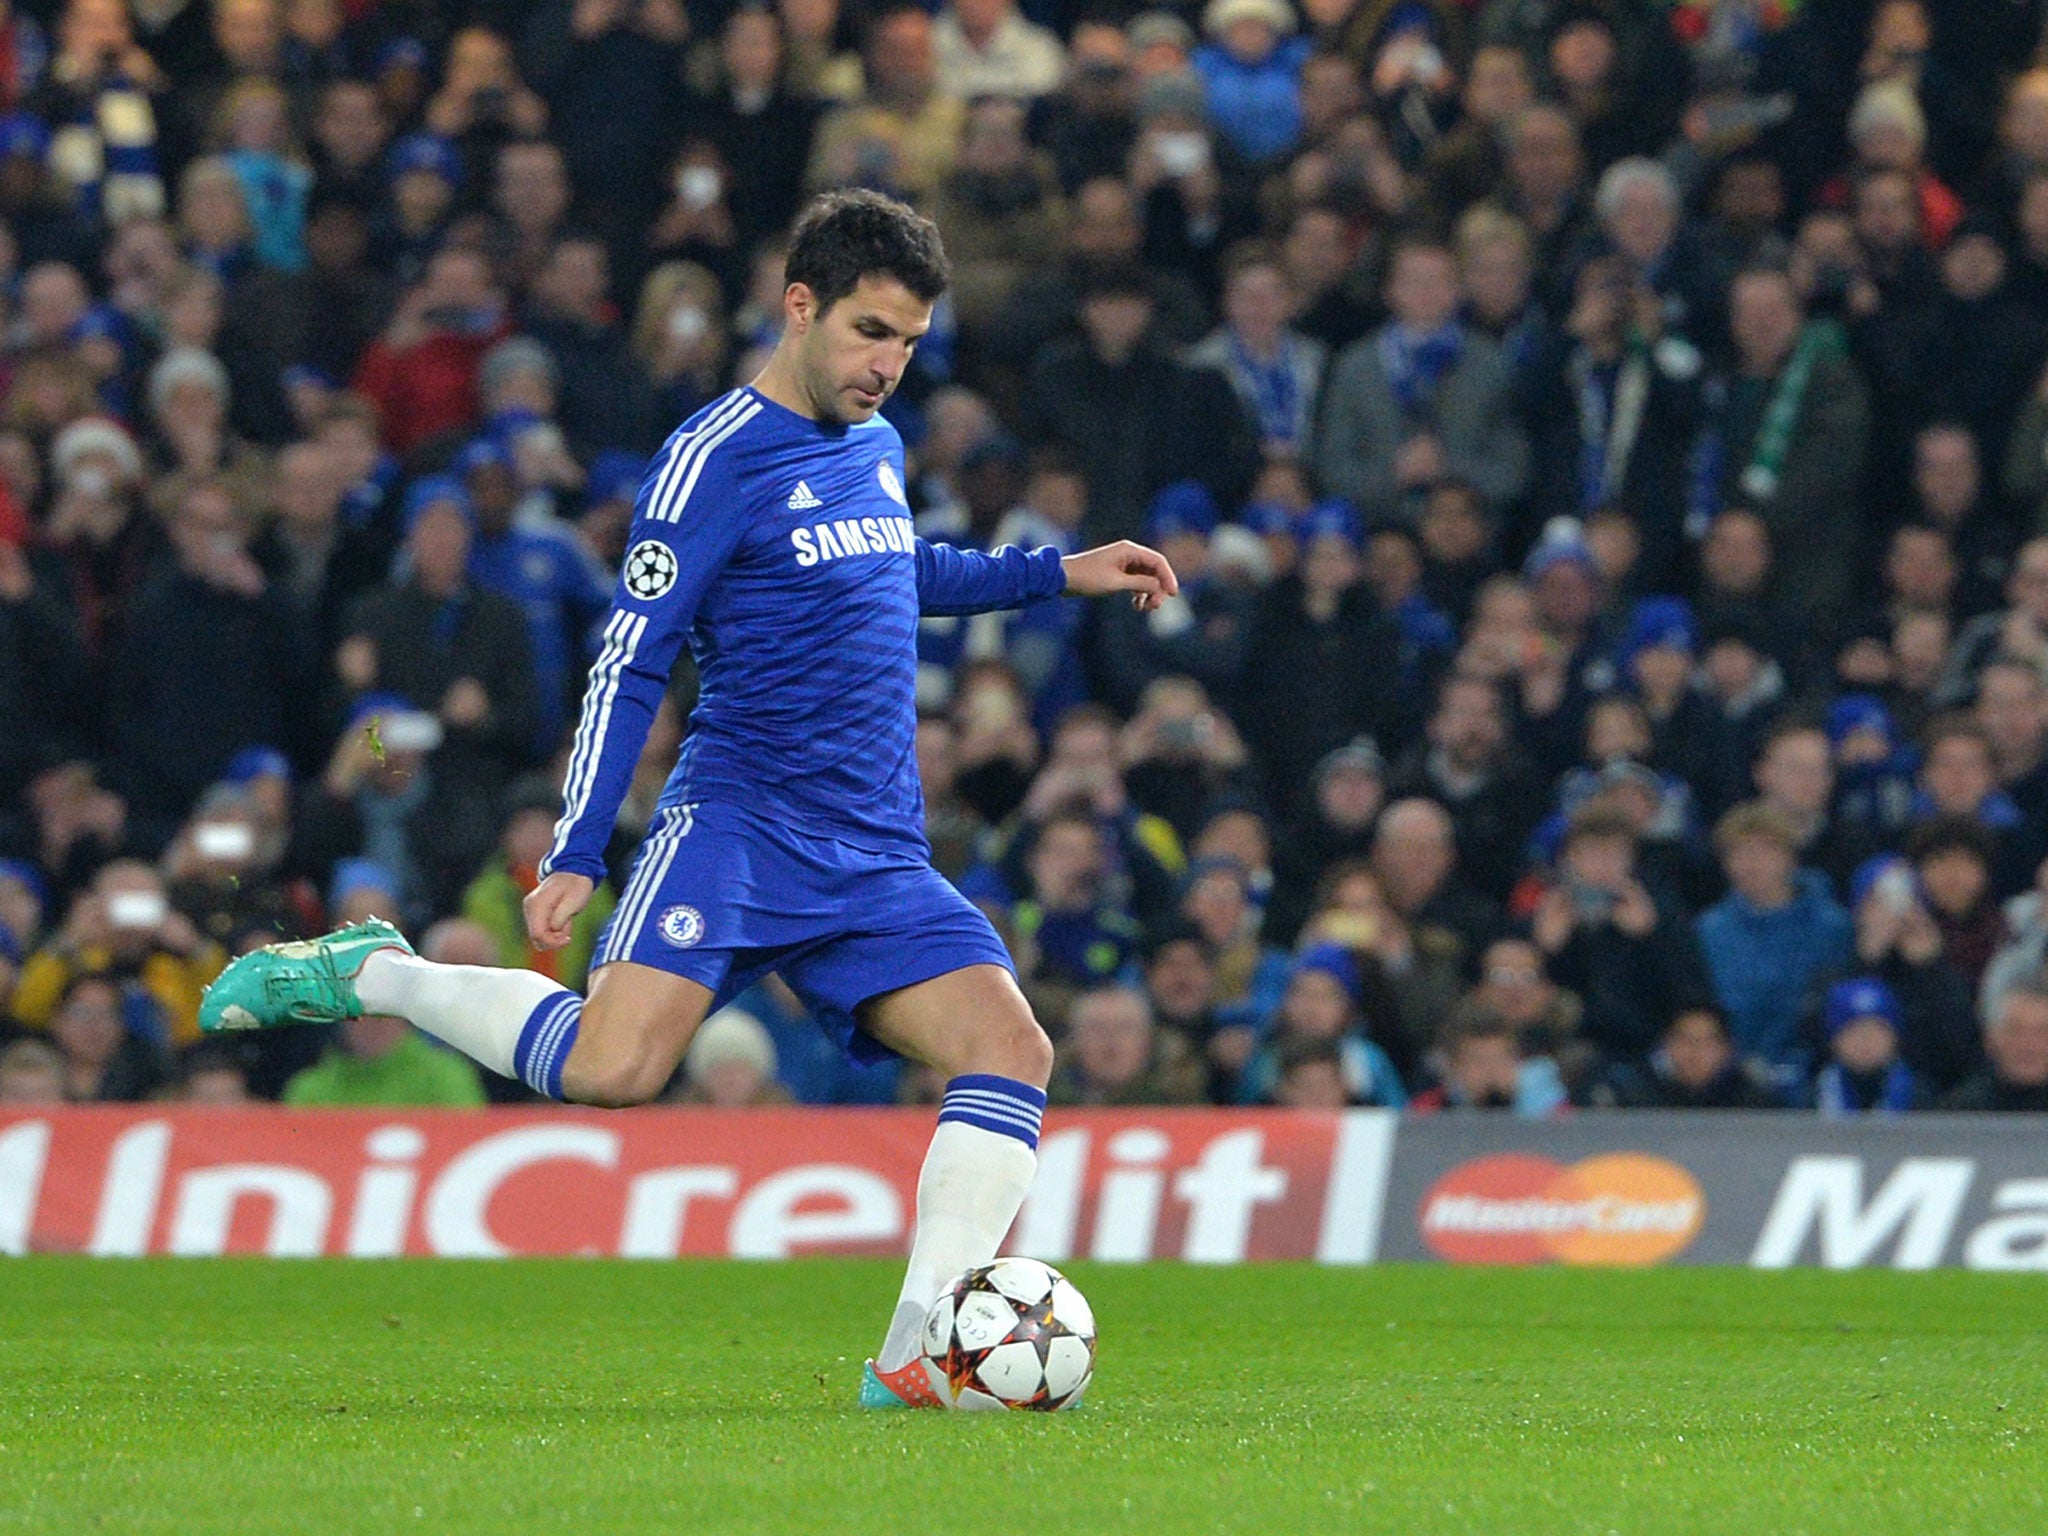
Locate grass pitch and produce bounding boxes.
[3,1260,2043,1535]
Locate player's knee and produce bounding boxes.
[987,1014,1054,1089]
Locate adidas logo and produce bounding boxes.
[787,481,823,510]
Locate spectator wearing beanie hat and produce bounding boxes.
[1237,942,1406,1106]
[1619,596,1726,803]
[1813,976,1930,1114]
[1192,0,1309,167]
[1090,481,1253,713]
[1828,692,1917,842]
[675,1007,792,1106]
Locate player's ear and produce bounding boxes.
[784,281,815,333]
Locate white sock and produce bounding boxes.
[357,950,571,1081]
[876,1078,1043,1370]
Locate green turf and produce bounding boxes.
[2,1260,2043,1535]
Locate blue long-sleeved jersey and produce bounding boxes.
[542,387,1068,881]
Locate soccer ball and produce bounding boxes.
[920,1257,1095,1411]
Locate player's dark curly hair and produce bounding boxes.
[785,189,950,316]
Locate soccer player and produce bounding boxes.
[199,191,1178,1408]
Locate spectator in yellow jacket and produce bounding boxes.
[13,861,226,1046]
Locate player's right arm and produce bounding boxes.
[530,401,758,943]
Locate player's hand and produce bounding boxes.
[524,871,593,951]
[1061,541,1179,613]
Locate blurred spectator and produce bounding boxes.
[283,1009,486,1107]
[1387,670,1543,898]
[1186,240,1325,460]
[674,6,820,256]
[1606,1005,1782,1110]
[350,246,511,454]
[1240,499,1398,816]
[1176,853,1286,1032]
[1270,735,1383,944]
[14,860,225,1045]
[1047,983,1205,1105]
[110,476,308,841]
[1707,266,1869,635]
[1903,422,2009,619]
[1695,802,1852,1088]
[1408,1014,1568,1118]
[1533,805,1711,1069]
[1368,796,1496,971]
[933,0,1063,102]
[1294,858,1451,1082]
[1749,720,1877,897]
[1441,935,1587,1079]
[524,0,686,242]
[1088,484,1253,715]
[1906,814,2007,992]
[1021,261,1257,543]
[807,2,965,204]
[1012,700,1181,917]
[32,0,166,222]
[1191,0,1308,169]
[1267,1034,1349,1107]
[0,1036,65,1103]
[1941,969,2048,1111]
[162,784,298,953]
[47,970,168,1101]
[930,96,1065,341]
[1138,919,1235,1100]
[523,234,657,457]
[1526,247,1703,588]
[1116,674,1253,840]
[1238,942,1405,1107]
[0,489,88,812]
[673,1007,792,1106]
[1314,236,1527,523]
[1813,976,1931,1115]
[461,779,616,990]
[335,480,538,909]
[1011,807,1140,1008]
[457,441,612,749]
[173,1038,254,1104]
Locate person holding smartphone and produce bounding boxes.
[1532,803,1713,1070]
[11,860,225,1046]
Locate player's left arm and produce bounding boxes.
[914,537,1178,616]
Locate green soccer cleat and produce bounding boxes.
[199,918,414,1033]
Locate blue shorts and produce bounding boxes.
[591,801,1014,1062]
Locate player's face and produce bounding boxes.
[792,275,932,425]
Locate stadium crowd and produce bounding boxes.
[6,0,2048,1117]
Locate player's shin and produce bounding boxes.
[876,1075,1046,1372]
[356,951,581,1098]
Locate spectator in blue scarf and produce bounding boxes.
[1314,237,1527,522]
[1814,976,1930,1114]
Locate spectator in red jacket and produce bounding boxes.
[350,245,510,454]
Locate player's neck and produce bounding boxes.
[749,354,824,422]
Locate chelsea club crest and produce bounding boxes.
[658,904,705,948]
[877,459,907,506]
